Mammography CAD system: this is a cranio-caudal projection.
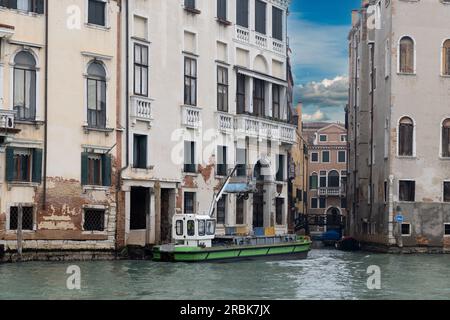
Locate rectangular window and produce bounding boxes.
[322,151,330,163]
[444,182,450,202]
[217,195,227,224]
[184,57,197,106]
[445,223,450,236]
[319,135,327,142]
[276,154,285,181]
[341,197,347,209]
[88,154,102,186]
[236,148,247,177]
[272,84,280,119]
[276,198,284,225]
[184,192,195,214]
[319,197,326,209]
[236,197,245,225]
[184,141,196,173]
[217,66,228,112]
[338,151,346,163]
[296,189,302,202]
[236,74,246,114]
[236,0,249,28]
[341,135,347,142]
[253,78,265,117]
[217,0,227,20]
[255,0,266,35]
[12,148,31,182]
[399,180,415,202]
[320,171,327,188]
[133,134,148,169]
[311,152,318,163]
[272,6,283,41]
[134,44,149,96]
[9,206,34,231]
[401,223,411,236]
[8,0,44,13]
[217,145,228,176]
[185,0,195,9]
[311,198,318,209]
[83,209,105,231]
[384,181,388,203]
[309,174,318,190]
[88,0,106,26]
[81,152,111,187]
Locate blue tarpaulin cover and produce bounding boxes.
[224,183,254,193]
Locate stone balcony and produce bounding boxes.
[235,25,286,56]
[217,113,296,144]
[131,96,153,128]
[318,187,345,197]
[0,109,20,136]
[182,105,202,129]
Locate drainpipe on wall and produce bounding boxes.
[42,0,49,210]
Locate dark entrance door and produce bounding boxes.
[253,194,264,228]
[130,187,149,230]
[326,207,341,232]
[160,189,171,243]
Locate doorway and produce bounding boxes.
[253,193,264,228]
[160,189,172,243]
[130,187,149,230]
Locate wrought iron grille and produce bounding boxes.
[83,209,105,231]
[9,206,34,230]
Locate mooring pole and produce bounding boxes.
[17,204,23,260]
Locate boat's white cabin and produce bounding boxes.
[172,214,216,247]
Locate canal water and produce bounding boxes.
[0,249,449,300]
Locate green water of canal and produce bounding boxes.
[0,249,449,300]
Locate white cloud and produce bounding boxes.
[297,76,349,109]
[303,109,329,122]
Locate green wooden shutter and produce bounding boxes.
[5,147,15,182]
[32,148,43,183]
[102,154,112,187]
[81,152,89,185]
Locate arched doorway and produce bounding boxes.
[325,207,342,232]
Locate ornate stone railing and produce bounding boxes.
[319,187,345,197]
[0,109,15,130]
[182,105,202,129]
[216,112,234,134]
[234,114,296,144]
[234,26,286,56]
[131,96,153,127]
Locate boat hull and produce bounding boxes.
[153,240,311,263]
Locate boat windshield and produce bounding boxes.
[206,220,216,235]
[175,220,183,236]
[198,220,206,236]
[187,220,195,236]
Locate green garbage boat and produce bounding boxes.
[152,215,311,263]
[152,165,311,263]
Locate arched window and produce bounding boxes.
[442,119,450,158]
[399,36,414,74]
[14,51,37,121]
[328,170,340,188]
[399,117,414,156]
[443,40,450,76]
[87,61,106,128]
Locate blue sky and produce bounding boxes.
[288,0,360,122]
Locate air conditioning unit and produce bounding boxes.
[0,114,15,129]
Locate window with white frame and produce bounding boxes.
[86,61,107,128]
[14,51,37,121]
[399,36,414,74]
[134,43,149,96]
[311,152,319,163]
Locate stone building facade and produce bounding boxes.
[347,0,450,252]
[0,0,121,259]
[303,122,347,232]
[118,0,296,248]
